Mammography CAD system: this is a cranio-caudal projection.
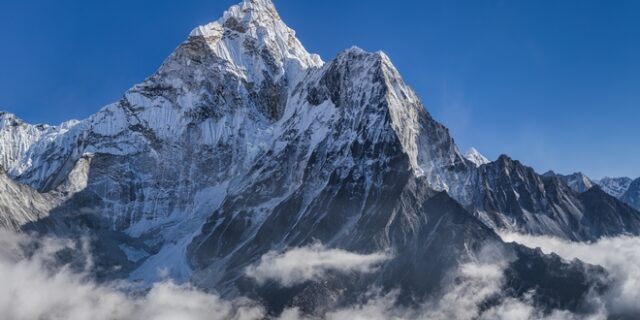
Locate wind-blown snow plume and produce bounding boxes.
[501,232,640,318]
[245,243,390,286]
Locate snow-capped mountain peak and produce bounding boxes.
[188,0,322,85]
[465,147,490,166]
[562,172,595,193]
[596,176,633,198]
[543,171,596,193]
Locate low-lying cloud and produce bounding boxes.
[279,244,586,320]
[3,228,640,320]
[0,230,265,320]
[245,243,390,286]
[500,232,640,318]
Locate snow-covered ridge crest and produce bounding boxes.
[596,176,633,198]
[0,112,81,178]
[188,0,322,84]
[465,147,490,167]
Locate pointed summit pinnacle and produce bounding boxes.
[188,0,322,77]
[190,0,279,37]
[465,147,490,167]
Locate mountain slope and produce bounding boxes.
[467,156,640,241]
[597,176,633,198]
[544,171,595,193]
[545,173,640,212]
[622,178,640,210]
[0,170,56,230]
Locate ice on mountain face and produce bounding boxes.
[0,113,47,172]
[0,113,80,178]
[465,147,490,167]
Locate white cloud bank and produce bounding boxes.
[0,230,265,320]
[500,232,640,318]
[2,228,640,320]
[245,243,390,286]
[277,245,590,320]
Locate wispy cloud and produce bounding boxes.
[0,230,265,320]
[1,229,636,320]
[245,243,390,287]
[280,244,589,320]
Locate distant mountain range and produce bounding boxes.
[545,171,640,211]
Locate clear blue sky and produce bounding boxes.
[1,0,638,179]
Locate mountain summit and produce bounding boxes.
[464,147,490,167]
[189,0,323,81]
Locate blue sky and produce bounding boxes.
[0,0,638,178]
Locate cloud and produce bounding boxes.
[245,243,390,287]
[415,244,578,320]
[1,228,634,320]
[500,232,640,318]
[0,231,393,320]
[0,229,266,320]
[314,260,584,320]
[292,244,586,320]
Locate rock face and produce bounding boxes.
[545,171,596,193]
[463,157,640,241]
[0,170,55,230]
[546,173,640,211]
[597,176,633,198]
[622,178,640,210]
[0,0,635,313]
[589,176,640,211]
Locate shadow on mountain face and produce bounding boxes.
[16,148,607,317]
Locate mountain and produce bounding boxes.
[590,176,640,211]
[465,157,640,241]
[544,171,595,193]
[544,172,640,212]
[0,0,636,315]
[597,176,633,198]
[0,169,55,230]
[622,178,640,210]
[464,147,490,167]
